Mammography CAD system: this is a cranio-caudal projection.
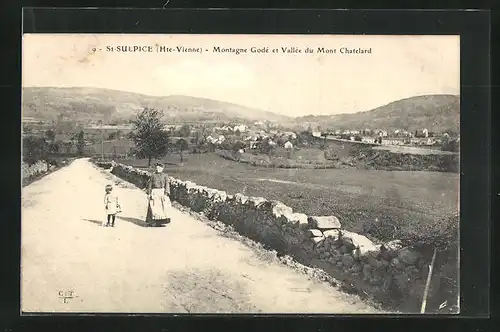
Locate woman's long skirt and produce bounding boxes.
[145,188,171,225]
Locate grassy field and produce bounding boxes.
[372,145,457,155]
[120,152,459,243]
[268,147,327,161]
[85,138,135,155]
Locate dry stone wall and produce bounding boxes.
[95,160,458,312]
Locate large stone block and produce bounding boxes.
[249,196,267,207]
[184,181,198,190]
[340,230,378,255]
[288,213,309,227]
[196,185,208,193]
[202,187,216,197]
[308,216,341,230]
[234,193,249,204]
[311,236,325,245]
[271,201,294,219]
[214,190,228,202]
[308,229,323,237]
[322,229,340,240]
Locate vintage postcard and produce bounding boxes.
[21,34,460,314]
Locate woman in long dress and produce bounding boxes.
[145,162,171,226]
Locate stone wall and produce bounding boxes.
[95,160,459,313]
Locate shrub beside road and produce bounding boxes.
[22,157,74,186]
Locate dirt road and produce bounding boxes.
[21,158,381,314]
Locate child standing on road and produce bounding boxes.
[103,184,120,227]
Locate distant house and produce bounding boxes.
[233,124,248,132]
[377,130,388,137]
[284,141,293,149]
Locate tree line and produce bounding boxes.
[23,130,86,164]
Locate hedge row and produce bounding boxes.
[215,150,340,169]
[317,137,459,173]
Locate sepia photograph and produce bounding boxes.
[21,34,460,314]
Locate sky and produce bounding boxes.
[22,34,460,117]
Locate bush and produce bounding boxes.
[22,160,49,181]
[23,136,49,165]
[349,148,459,173]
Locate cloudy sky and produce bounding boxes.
[22,34,459,117]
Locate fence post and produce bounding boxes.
[421,247,438,313]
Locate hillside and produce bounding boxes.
[297,95,460,133]
[21,87,291,124]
